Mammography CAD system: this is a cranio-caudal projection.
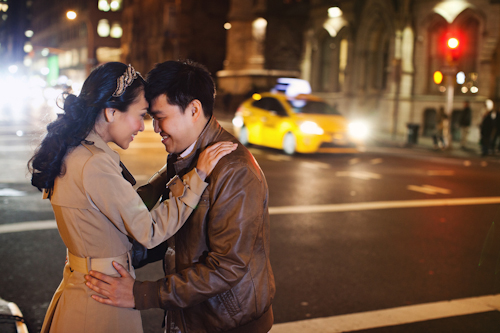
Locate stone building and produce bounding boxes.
[22,0,500,141]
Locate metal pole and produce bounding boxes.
[444,74,454,149]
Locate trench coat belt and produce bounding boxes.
[66,249,132,275]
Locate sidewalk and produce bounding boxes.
[369,131,490,160]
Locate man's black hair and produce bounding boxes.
[146,59,215,118]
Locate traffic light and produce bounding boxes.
[443,33,462,63]
[433,71,443,84]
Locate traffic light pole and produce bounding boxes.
[444,72,454,149]
[441,65,456,150]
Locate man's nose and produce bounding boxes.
[153,119,160,133]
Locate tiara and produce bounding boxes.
[112,64,143,97]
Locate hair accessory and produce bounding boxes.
[112,64,143,97]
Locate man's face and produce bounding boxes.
[150,94,197,154]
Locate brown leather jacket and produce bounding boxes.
[133,116,275,333]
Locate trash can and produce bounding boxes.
[407,123,420,144]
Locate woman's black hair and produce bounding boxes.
[28,62,146,192]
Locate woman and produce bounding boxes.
[28,62,236,333]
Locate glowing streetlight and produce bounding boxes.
[66,10,77,20]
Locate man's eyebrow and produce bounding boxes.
[148,110,160,116]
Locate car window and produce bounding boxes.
[252,97,288,116]
[287,99,341,115]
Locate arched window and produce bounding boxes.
[317,31,349,92]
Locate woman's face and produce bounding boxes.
[108,90,148,149]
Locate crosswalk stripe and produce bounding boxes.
[268,197,500,215]
[407,185,451,195]
[270,294,500,333]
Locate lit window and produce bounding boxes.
[98,0,110,12]
[110,0,121,11]
[97,19,110,37]
[328,7,342,18]
[110,23,122,38]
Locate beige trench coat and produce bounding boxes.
[41,132,207,333]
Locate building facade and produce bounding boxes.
[7,0,500,141]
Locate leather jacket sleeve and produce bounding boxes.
[133,161,267,309]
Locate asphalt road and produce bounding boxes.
[1,119,500,332]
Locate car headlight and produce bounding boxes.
[348,121,369,140]
[300,121,324,135]
[232,115,244,128]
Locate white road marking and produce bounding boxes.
[300,161,330,170]
[0,188,26,196]
[268,196,500,215]
[267,155,292,162]
[427,170,455,176]
[336,171,381,180]
[349,158,360,165]
[0,220,57,234]
[407,185,451,195]
[271,294,500,333]
[5,197,500,233]
[370,158,383,164]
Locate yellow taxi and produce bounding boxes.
[232,91,367,155]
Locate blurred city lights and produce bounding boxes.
[461,86,468,93]
[16,131,23,137]
[8,65,18,74]
[66,10,77,20]
[110,23,123,38]
[110,1,120,11]
[470,86,478,93]
[328,7,343,18]
[252,93,262,101]
[433,71,443,84]
[41,48,49,57]
[447,37,459,49]
[23,58,32,67]
[23,42,33,53]
[97,19,111,37]
[40,67,50,75]
[456,71,465,84]
[224,22,232,30]
[98,0,111,11]
[25,30,34,38]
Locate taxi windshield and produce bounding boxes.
[286,99,341,115]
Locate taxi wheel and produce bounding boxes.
[283,132,296,155]
[239,126,249,146]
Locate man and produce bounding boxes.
[459,101,472,149]
[85,60,275,333]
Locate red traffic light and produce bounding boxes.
[442,33,462,63]
[447,37,459,49]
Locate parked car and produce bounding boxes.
[232,92,367,154]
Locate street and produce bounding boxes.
[1,118,500,332]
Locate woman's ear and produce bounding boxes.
[104,108,116,123]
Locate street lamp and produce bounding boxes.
[66,10,95,76]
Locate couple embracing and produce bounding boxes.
[29,60,275,333]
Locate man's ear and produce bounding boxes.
[104,108,116,123]
[190,100,203,122]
